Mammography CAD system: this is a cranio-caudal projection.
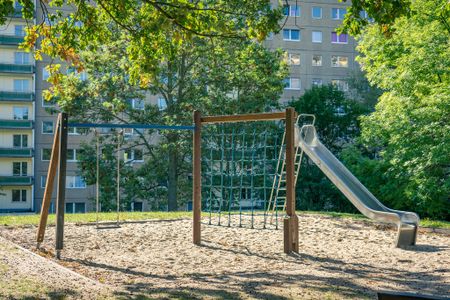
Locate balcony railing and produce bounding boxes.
[0,119,33,129]
[0,148,33,157]
[0,91,34,102]
[0,35,24,45]
[0,64,35,74]
[0,176,33,186]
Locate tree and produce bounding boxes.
[289,85,368,212]
[57,32,287,211]
[346,69,382,110]
[348,0,450,220]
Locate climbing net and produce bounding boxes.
[201,121,285,229]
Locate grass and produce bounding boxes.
[0,210,448,229]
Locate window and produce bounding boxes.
[13,134,28,148]
[67,67,87,81]
[13,107,28,120]
[14,25,25,36]
[68,127,86,135]
[132,99,145,110]
[41,176,47,188]
[13,162,27,176]
[132,202,143,212]
[66,176,86,189]
[14,52,30,64]
[67,149,77,162]
[288,53,300,66]
[12,189,27,202]
[331,56,349,68]
[359,10,373,22]
[283,29,300,41]
[124,149,144,162]
[13,79,30,92]
[312,31,322,43]
[332,8,346,20]
[42,121,54,134]
[312,79,323,86]
[42,149,51,161]
[332,80,349,92]
[65,202,86,213]
[312,55,323,66]
[283,5,300,17]
[283,78,301,90]
[157,98,167,111]
[42,68,50,80]
[266,32,274,41]
[331,32,348,44]
[312,6,322,19]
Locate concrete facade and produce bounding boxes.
[0,0,359,213]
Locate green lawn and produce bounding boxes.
[0,210,448,229]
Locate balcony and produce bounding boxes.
[0,35,24,45]
[0,176,33,186]
[0,119,33,129]
[0,91,34,102]
[0,148,33,158]
[0,64,34,74]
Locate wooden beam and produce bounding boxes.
[55,113,68,258]
[193,110,202,245]
[36,114,61,247]
[200,112,286,124]
[284,107,299,254]
[377,291,447,300]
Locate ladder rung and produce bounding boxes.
[277,196,286,199]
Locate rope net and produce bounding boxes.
[201,120,285,229]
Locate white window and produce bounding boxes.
[266,32,274,41]
[312,6,322,19]
[42,121,54,134]
[332,8,346,20]
[14,25,25,36]
[283,29,300,41]
[65,202,86,213]
[132,99,145,110]
[42,68,50,80]
[67,67,87,81]
[124,149,144,162]
[312,55,323,66]
[312,31,322,43]
[13,79,30,92]
[12,162,27,176]
[312,79,323,86]
[12,189,27,202]
[68,127,86,135]
[13,107,29,120]
[13,134,27,148]
[14,52,30,64]
[283,5,300,17]
[157,98,167,111]
[42,149,51,161]
[41,176,47,188]
[332,80,349,92]
[331,32,349,44]
[288,53,300,66]
[284,78,301,90]
[67,149,78,162]
[331,56,349,68]
[66,176,86,189]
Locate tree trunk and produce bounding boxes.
[167,139,178,211]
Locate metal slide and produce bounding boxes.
[298,125,419,248]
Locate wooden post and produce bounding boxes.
[284,107,299,254]
[36,114,61,248]
[55,113,68,258]
[193,110,202,245]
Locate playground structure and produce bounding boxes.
[37,108,419,258]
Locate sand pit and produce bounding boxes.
[0,214,449,299]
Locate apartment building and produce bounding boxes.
[0,1,360,213]
[266,0,359,104]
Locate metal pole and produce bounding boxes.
[193,110,202,245]
[55,113,68,259]
[117,130,122,226]
[96,130,100,228]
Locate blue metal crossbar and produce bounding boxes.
[68,122,195,131]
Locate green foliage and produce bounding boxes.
[289,85,369,212]
[351,0,450,220]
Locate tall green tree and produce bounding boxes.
[289,85,368,212]
[58,33,287,210]
[346,0,450,219]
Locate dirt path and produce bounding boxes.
[1,214,449,299]
[0,236,113,299]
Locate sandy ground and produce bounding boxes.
[0,236,113,299]
[0,214,449,300]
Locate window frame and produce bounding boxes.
[331,32,349,44]
[331,8,346,20]
[42,121,54,134]
[13,106,29,120]
[312,6,322,19]
[282,29,300,41]
[284,77,301,90]
[288,53,301,66]
[312,55,323,67]
[66,176,87,189]
[331,55,349,68]
[12,189,26,202]
[312,31,322,43]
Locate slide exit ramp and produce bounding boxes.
[298,125,419,248]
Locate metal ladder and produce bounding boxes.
[266,114,315,226]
